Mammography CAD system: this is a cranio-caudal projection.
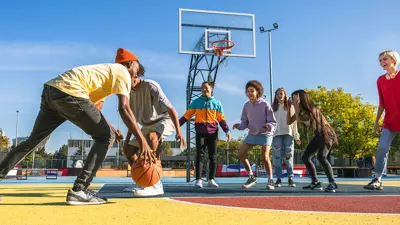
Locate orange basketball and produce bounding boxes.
[131,160,162,187]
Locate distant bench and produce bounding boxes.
[387,165,400,175]
[332,166,372,178]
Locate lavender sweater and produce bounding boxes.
[238,98,277,136]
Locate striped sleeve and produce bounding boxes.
[179,99,197,126]
[216,101,230,133]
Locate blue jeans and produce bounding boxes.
[375,128,397,176]
[272,135,294,179]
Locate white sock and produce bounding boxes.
[375,173,382,182]
[248,171,253,176]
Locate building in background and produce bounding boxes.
[67,139,122,168]
[0,128,6,137]
[12,136,29,146]
[165,140,183,156]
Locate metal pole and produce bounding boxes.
[15,110,19,146]
[268,31,273,103]
[117,109,120,168]
[81,131,84,162]
[32,149,35,169]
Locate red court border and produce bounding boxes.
[170,195,400,214]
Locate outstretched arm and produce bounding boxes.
[179,100,197,126]
[168,107,186,148]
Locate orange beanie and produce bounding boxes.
[115,48,138,63]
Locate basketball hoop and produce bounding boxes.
[212,40,235,66]
[212,40,235,57]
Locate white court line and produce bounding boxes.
[163,196,400,216]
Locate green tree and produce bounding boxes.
[0,136,10,152]
[73,146,87,156]
[304,86,378,165]
[54,144,68,159]
[0,135,10,148]
[161,141,173,156]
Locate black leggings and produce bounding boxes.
[302,136,335,183]
[195,133,218,180]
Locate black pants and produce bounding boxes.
[195,133,218,180]
[302,136,335,183]
[0,85,115,191]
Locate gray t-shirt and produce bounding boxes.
[129,79,173,126]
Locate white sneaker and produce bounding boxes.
[194,179,203,188]
[133,181,164,197]
[123,186,144,192]
[208,179,219,188]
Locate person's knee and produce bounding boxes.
[317,153,327,162]
[209,153,216,161]
[148,132,159,143]
[263,151,271,161]
[239,150,247,160]
[302,154,310,164]
[94,126,115,144]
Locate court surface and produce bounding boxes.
[1,176,399,225]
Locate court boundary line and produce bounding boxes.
[164,196,400,216]
[165,194,400,199]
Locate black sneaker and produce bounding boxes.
[288,177,296,187]
[242,175,257,188]
[266,179,275,190]
[364,178,383,190]
[325,182,338,193]
[66,189,107,205]
[303,182,323,190]
[274,178,281,187]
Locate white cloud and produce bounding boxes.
[0,41,191,82]
[0,41,115,72]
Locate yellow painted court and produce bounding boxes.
[1,181,399,225]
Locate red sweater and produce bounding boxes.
[377,71,400,132]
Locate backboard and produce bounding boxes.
[178,8,256,58]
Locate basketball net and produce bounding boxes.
[212,40,235,67]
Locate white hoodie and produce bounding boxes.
[273,104,300,141]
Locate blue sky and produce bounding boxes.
[1,0,399,153]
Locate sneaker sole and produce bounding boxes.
[274,184,281,187]
[363,186,383,190]
[242,181,257,189]
[289,184,296,187]
[123,188,142,192]
[66,201,107,205]
[134,191,164,197]
[311,187,323,191]
[266,186,275,190]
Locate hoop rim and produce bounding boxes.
[211,40,235,51]
[212,40,235,57]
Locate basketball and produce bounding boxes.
[131,159,162,187]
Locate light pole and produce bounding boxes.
[259,23,279,103]
[117,108,120,168]
[81,131,84,162]
[15,110,19,146]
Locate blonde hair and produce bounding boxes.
[379,50,399,68]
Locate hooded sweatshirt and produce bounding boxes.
[238,98,277,135]
[179,95,230,135]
